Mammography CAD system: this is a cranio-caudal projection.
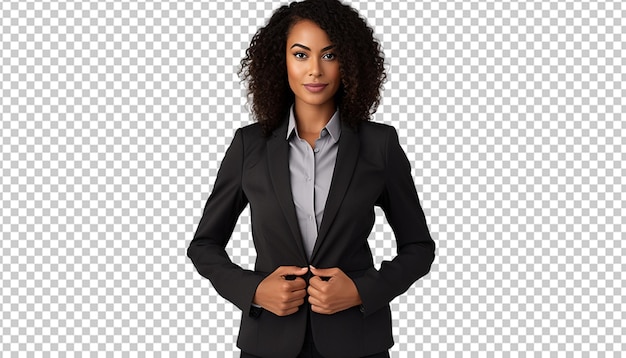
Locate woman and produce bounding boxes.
[188,0,435,357]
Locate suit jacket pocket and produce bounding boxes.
[237,304,308,358]
[311,305,393,358]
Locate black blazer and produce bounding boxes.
[188,118,435,358]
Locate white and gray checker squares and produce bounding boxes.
[1,0,624,356]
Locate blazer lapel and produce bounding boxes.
[266,120,307,261]
[310,122,360,261]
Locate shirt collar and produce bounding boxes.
[286,105,342,143]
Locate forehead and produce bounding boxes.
[286,19,332,46]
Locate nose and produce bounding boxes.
[309,58,322,77]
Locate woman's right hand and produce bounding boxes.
[252,266,308,316]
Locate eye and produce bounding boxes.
[322,53,336,60]
[294,52,307,59]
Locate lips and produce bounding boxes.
[303,83,328,93]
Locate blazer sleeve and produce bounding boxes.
[352,126,436,316]
[187,128,265,314]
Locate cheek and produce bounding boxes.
[286,59,302,83]
[285,65,297,91]
[327,63,341,82]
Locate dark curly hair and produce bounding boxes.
[239,0,386,136]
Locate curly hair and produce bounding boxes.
[239,0,386,136]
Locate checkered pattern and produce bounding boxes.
[1,0,624,356]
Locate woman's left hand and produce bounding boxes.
[307,266,363,315]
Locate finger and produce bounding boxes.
[281,277,306,291]
[278,266,309,276]
[276,306,300,317]
[307,275,323,290]
[309,266,338,277]
[289,277,307,290]
[284,293,306,306]
[285,297,305,309]
[307,292,328,307]
[292,299,305,308]
[287,288,307,300]
[276,279,306,295]
[310,304,332,315]
[283,271,308,281]
[307,275,330,290]
[307,284,323,300]
[277,291,304,307]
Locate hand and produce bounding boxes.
[253,266,308,316]
[307,266,363,315]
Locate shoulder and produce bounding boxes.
[354,121,398,145]
[347,121,401,165]
[231,122,266,146]
[229,122,270,161]
[237,122,264,138]
[357,120,396,134]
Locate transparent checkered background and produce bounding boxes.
[1,0,623,356]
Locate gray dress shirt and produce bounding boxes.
[287,106,341,259]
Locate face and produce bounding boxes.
[286,20,341,111]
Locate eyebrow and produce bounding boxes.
[290,43,336,52]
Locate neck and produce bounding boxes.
[293,101,336,135]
